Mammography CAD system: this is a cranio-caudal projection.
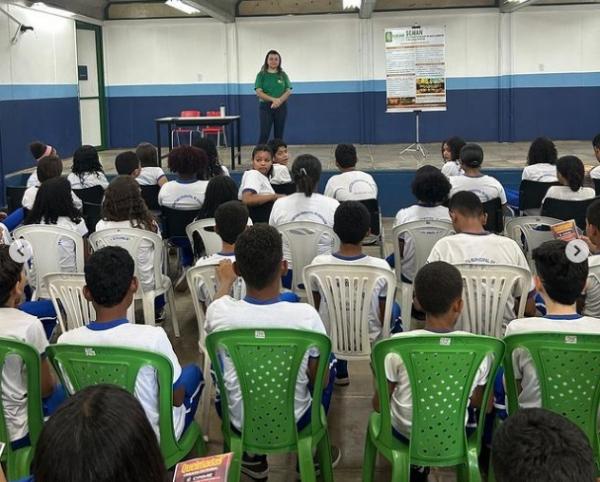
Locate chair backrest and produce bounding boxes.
[358,198,381,236]
[304,264,396,360]
[455,263,532,338]
[371,334,504,467]
[181,110,201,117]
[504,216,562,270]
[503,332,600,459]
[6,186,27,213]
[205,329,331,454]
[392,220,454,282]
[519,180,560,211]
[72,185,104,204]
[272,183,297,196]
[276,221,341,294]
[13,224,85,298]
[140,185,161,211]
[82,202,102,234]
[0,338,44,475]
[247,201,275,224]
[161,206,201,239]
[44,273,95,332]
[482,197,503,233]
[594,178,600,196]
[541,196,598,230]
[185,218,222,256]
[47,344,182,460]
[206,110,220,117]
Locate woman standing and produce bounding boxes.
[255,50,292,144]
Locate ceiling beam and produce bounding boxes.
[186,0,234,22]
[359,0,376,19]
[500,0,540,13]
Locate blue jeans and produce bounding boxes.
[170,237,194,267]
[258,101,287,145]
[19,300,57,340]
[174,364,204,431]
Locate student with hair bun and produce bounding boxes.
[26,141,57,188]
[542,155,595,204]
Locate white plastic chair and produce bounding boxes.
[13,224,85,300]
[392,220,454,319]
[89,228,180,336]
[584,263,600,318]
[454,263,532,338]
[504,216,562,272]
[303,263,397,361]
[186,218,253,258]
[276,221,340,297]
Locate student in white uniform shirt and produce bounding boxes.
[542,155,595,205]
[159,145,209,210]
[206,224,340,479]
[269,154,339,289]
[392,165,451,283]
[324,144,378,201]
[22,155,83,211]
[58,247,204,441]
[26,141,57,188]
[440,136,466,178]
[428,191,536,329]
[449,143,508,208]
[268,138,290,168]
[581,199,600,317]
[0,223,10,245]
[115,150,141,177]
[67,145,109,190]
[504,240,600,409]
[590,133,600,180]
[192,136,230,178]
[521,137,558,182]
[135,142,168,187]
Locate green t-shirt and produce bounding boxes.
[254,70,292,101]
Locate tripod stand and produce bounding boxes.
[399,110,427,159]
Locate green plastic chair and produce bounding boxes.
[503,332,600,469]
[205,329,334,482]
[0,338,44,481]
[363,334,505,482]
[46,344,206,468]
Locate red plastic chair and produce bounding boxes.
[172,110,201,146]
[201,110,227,147]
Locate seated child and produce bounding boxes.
[26,141,57,188]
[584,199,600,317]
[266,138,293,192]
[192,136,229,177]
[589,133,600,180]
[115,150,141,177]
[521,137,558,182]
[324,144,378,201]
[0,245,65,447]
[440,136,466,177]
[268,138,289,167]
[505,240,600,409]
[58,246,203,440]
[542,155,595,204]
[196,176,239,220]
[158,146,209,210]
[67,145,109,190]
[135,142,167,187]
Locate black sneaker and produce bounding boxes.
[296,444,342,479]
[241,453,268,480]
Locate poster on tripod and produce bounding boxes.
[384,26,446,113]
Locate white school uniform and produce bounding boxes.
[238,170,275,198]
[590,166,600,180]
[205,296,327,431]
[323,171,378,201]
[194,253,246,303]
[0,308,49,441]
[310,253,393,341]
[67,171,109,190]
[585,255,600,318]
[450,174,507,204]
[21,186,83,211]
[521,163,558,182]
[393,205,451,282]
[58,319,186,440]
[26,171,39,188]
[504,314,600,409]
[384,330,491,437]
[542,186,596,203]
[158,179,208,210]
[269,193,339,269]
[270,164,292,185]
[95,220,160,292]
[136,167,167,186]
[428,232,534,329]
[441,161,463,178]
[0,224,11,244]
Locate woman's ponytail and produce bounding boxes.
[292,154,322,197]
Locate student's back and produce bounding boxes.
[68,145,108,190]
[135,142,167,187]
[324,144,378,201]
[26,141,56,188]
[158,146,208,210]
[543,155,595,203]
[521,137,558,182]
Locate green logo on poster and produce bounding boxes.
[385,31,392,43]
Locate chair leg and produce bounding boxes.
[316,433,334,482]
[390,450,410,482]
[458,446,482,482]
[193,427,208,456]
[141,292,156,326]
[362,430,378,482]
[228,437,244,482]
[199,351,213,439]
[222,127,227,148]
[167,284,180,337]
[297,437,317,482]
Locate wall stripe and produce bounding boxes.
[0,84,78,101]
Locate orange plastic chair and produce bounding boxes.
[201,110,227,147]
[172,110,201,146]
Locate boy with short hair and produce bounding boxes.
[583,199,600,316]
[589,133,600,179]
[324,144,378,202]
[505,240,600,408]
[115,150,141,177]
[267,138,289,167]
[58,246,203,440]
[135,142,167,187]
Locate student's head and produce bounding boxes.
[135,142,159,168]
[334,201,370,245]
[192,137,222,178]
[527,136,557,166]
[115,151,141,177]
[441,136,466,162]
[251,144,273,176]
[72,145,103,175]
[592,133,600,163]
[198,175,239,219]
[0,245,25,308]
[26,177,81,226]
[168,145,207,178]
[459,143,484,170]
[586,199,600,245]
[334,144,357,169]
[36,154,63,183]
[556,155,585,192]
[292,154,322,198]
[532,240,588,306]
[414,261,463,322]
[268,138,289,166]
[215,201,249,245]
[234,224,285,290]
[30,141,55,161]
[411,165,451,205]
[84,246,137,309]
[262,49,282,72]
[102,176,156,232]
[492,408,596,482]
[448,191,485,232]
[31,384,166,482]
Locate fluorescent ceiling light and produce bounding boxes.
[30,2,75,17]
[343,0,361,9]
[165,0,200,14]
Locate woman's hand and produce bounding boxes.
[271,98,281,109]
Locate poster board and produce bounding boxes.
[384,26,447,113]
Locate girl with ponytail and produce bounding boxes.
[543,155,595,204]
